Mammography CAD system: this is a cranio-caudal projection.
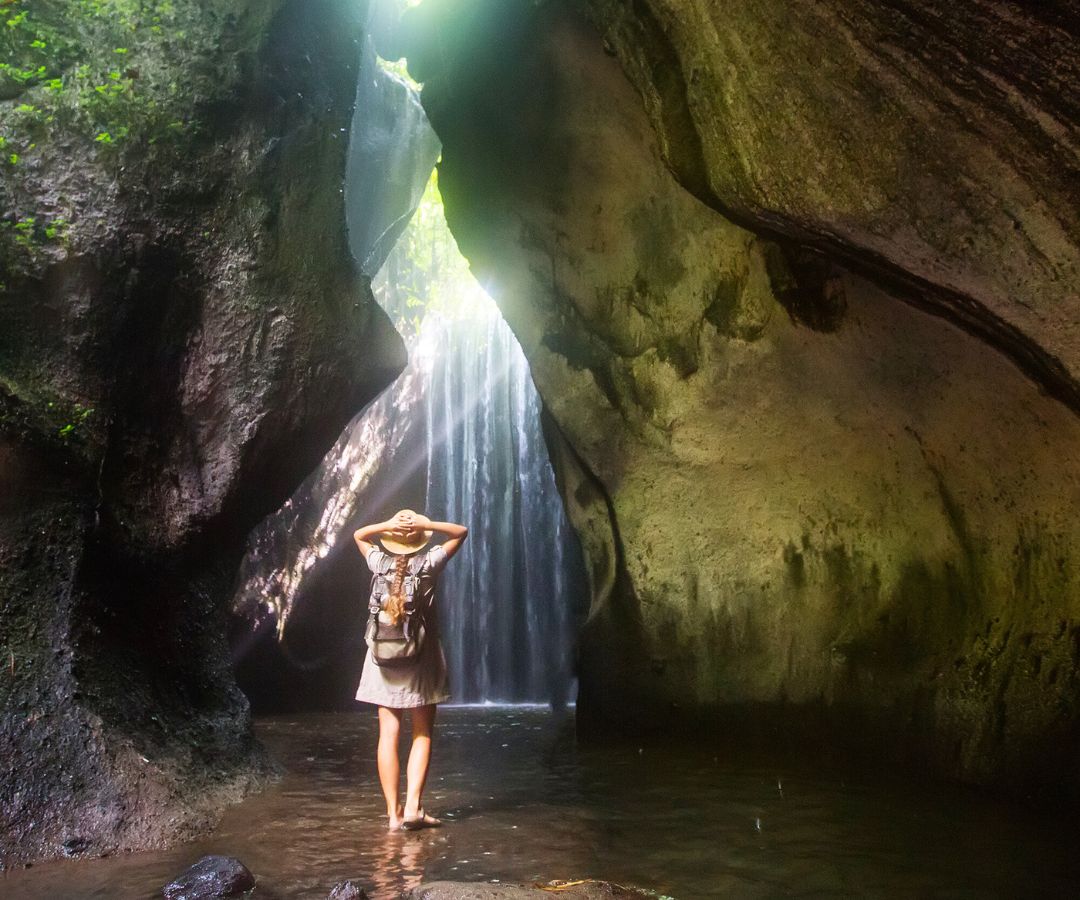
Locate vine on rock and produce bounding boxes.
[0,0,234,280]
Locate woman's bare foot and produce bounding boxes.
[401,808,442,830]
[387,804,405,832]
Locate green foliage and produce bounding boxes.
[5,214,67,247]
[0,213,70,278]
[0,1,80,98]
[0,374,99,459]
[0,1,206,164]
[375,165,489,338]
[0,0,221,274]
[377,54,421,91]
[56,401,94,437]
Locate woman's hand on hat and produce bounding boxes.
[392,510,415,531]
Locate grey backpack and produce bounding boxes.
[364,552,427,667]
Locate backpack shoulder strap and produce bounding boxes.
[368,551,395,613]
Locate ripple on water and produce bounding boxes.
[2,707,1079,899]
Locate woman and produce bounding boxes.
[353,509,468,831]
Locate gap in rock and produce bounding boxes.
[229,22,586,711]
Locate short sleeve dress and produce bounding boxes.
[354,545,451,708]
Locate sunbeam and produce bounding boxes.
[231,165,583,706]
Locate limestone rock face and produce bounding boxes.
[585,0,1080,404]
[405,0,1080,797]
[346,28,441,277]
[0,0,402,866]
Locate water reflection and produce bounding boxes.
[368,832,425,897]
[8,709,1078,899]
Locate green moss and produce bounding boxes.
[0,0,241,272]
[0,374,101,465]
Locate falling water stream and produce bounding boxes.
[230,18,583,706]
[422,286,580,703]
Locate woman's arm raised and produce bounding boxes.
[414,514,468,561]
[353,514,407,561]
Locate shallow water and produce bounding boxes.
[4,707,1078,899]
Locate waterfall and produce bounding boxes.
[355,194,585,705]
[421,286,581,703]
[231,20,583,708]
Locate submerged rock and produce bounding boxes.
[408,882,656,899]
[162,855,255,900]
[327,881,369,900]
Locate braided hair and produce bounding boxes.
[384,554,410,624]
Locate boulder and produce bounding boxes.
[328,881,369,900]
[162,855,256,900]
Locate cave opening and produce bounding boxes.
[4,0,1080,889]
[229,15,586,714]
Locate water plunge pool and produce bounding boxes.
[5,707,1078,898]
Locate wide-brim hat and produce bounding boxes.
[380,529,433,555]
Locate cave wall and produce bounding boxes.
[403,0,1080,798]
[229,14,442,714]
[0,0,403,866]
[584,0,1080,406]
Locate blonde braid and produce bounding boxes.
[384,554,409,624]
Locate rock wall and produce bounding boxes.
[0,0,402,866]
[585,0,1080,406]
[403,0,1080,798]
[228,4,441,714]
[345,29,441,277]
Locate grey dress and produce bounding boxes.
[354,545,451,708]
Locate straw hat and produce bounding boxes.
[379,509,433,556]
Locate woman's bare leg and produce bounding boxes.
[403,704,437,819]
[377,706,405,828]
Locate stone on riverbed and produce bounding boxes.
[408,880,658,899]
[328,881,369,899]
[162,855,256,899]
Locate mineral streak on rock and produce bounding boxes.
[1,0,403,867]
[404,0,1080,799]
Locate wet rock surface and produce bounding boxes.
[345,27,441,278]
[408,882,656,899]
[327,880,369,900]
[1,0,403,867]
[404,0,1080,798]
[584,0,1080,404]
[162,855,256,900]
